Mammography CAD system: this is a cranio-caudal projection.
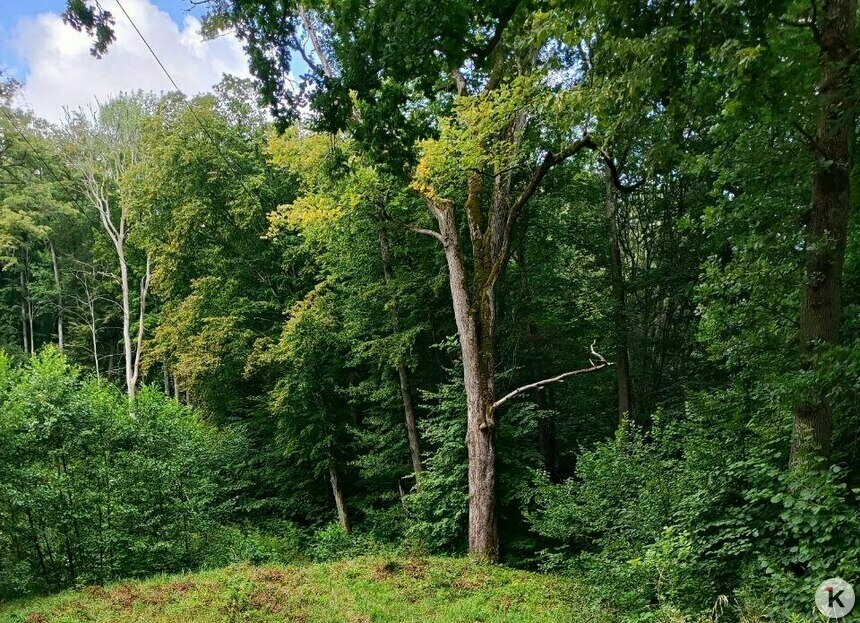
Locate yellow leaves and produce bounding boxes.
[409,76,556,201]
[269,193,347,237]
[266,127,342,191]
[410,138,453,203]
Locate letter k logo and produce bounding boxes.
[816,578,855,618]
[827,586,845,608]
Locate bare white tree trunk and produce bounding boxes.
[49,240,64,351]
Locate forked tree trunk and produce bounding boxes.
[328,465,351,533]
[49,240,64,350]
[789,0,856,465]
[434,201,499,560]
[604,167,633,418]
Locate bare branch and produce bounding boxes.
[487,134,596,289]
[492,341,611,411]
[408,226,445,243]
[297,4,334,78]
[378,202,445,244]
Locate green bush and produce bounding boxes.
[0,348,230,597]
[204,520,305,566]
[309,522,391,562]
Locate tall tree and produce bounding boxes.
[790,0,857,463]
[63,96,153,396]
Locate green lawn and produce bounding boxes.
[0,557,609,623]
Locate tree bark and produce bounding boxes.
[48,240,64,351]
[604,166,633,419]
[397,363,424,475]
[328,465,351,533]
[129,253,152,394]
[790,0,857,465]
[377,220,424,475]
[20,267,29,355]
[433,200,499,560]
[25,248,34,355]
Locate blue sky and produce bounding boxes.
[1,0,208,79]
[1,0,251,121]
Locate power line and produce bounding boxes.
[107,0,260,207]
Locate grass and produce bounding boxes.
[0,556,609,623]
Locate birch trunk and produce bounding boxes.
[49,240,64,350]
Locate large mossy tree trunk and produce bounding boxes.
[790,0,857,465]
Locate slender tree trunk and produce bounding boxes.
[397,363,423,475]
[49,240,64,350]
[377,219,424,474]
[434,202,499,561]
[118,255,134,395]
[129,254,151,394]
[328,465,351,533]
[20,268,29,354]
[25,248,34,355]
[790,0,857,465]
[515,240,559,481]
[605,166,633,418]
[87,287,100,378]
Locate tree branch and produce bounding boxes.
[486,134,596,288]
[408,226,445,243]
[600,151,646,193]
[491,341,611,411]
[379,203,445,244]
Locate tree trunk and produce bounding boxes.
[515,239,560,481]
[328,465,351,533]
[605,166,633,419]
[397,363,424,475]
[377,220,424,474]
[25,248,34,355]
[86,286,100,378]
[434,202,499,561]
[129,254,152,394]
[790,0,857,465]
[20,268,29,355]
[49,240,64,350]
[118,255,134,396]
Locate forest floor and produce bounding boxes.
[0,556,609,623]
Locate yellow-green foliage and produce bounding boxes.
[0,557,609,623]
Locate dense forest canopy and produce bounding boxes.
[0,0,857,620]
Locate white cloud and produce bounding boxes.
[12,0,251,122]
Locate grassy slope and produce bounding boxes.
[0,556,608,623]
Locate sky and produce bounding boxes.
[0,0,254,121]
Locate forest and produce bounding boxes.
[0,0,858,621]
